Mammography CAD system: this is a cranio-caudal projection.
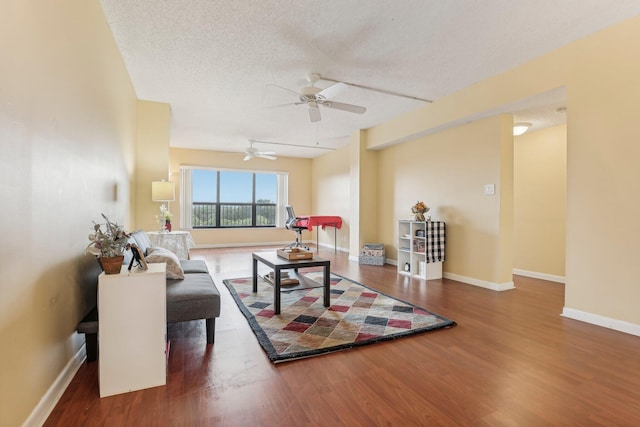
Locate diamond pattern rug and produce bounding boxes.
[223,272,456,363]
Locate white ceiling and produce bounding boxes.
[99,1,640,158]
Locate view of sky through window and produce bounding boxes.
[192,170,276,203]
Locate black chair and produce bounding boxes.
[284,205,309,250]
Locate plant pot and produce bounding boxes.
[165,220,172,232]
[100,255,124,274]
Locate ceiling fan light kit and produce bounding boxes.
[268,72,367,123]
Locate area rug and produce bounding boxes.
[223,272,456,363]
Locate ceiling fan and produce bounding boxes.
[242,140,277,161]
[268,73,367,123]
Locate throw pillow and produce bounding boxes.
[146,247,184,280]
[131,230,153,255]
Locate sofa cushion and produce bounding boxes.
[180,259,210,274]
[146,247,185,279]
[166,273,221,323]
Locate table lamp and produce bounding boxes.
[151,180,175,232]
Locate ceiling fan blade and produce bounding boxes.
[257,154,277,160]
[266,84,302,98]
[308,104,321,122]
[257,151,277,155]
[316,82,348,100]
[322,101,366,114]
[243,154,252,161]
[266,101,305,109]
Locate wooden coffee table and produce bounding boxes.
[252,251,330,314]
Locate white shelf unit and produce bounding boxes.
[397,220,443,280]
[98,263,167,397]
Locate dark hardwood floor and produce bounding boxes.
[45,246,640,426]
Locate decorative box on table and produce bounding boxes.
[277,247,313,260]
[359,243,385,266]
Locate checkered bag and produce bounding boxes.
[425,222,446,263]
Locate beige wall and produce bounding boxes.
[135,101,172,232]
[514,125,567,278]
[310,145,351,251]
[354,131,380,254]
[377,116,514,286]
[0,1,137,426]
[564,23,640,324]
[169,147,312,247]
[366,15,640,325]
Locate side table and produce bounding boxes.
[98,263,167,397]
[252,251,330,315]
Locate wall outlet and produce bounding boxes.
[484,184,495,195]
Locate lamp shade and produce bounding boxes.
[151,181,175,201]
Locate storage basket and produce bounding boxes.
[359,243,385,266]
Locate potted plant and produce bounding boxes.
[87,214,129,274]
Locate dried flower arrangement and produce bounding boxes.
[86,214,129,258]
[411,201,430,221]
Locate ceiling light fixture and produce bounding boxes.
[513,122,532,136]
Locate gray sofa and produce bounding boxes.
[77,230,221,361]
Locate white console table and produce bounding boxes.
[147,231,195,259]
[98,263,167,397]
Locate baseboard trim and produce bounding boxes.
[23,344,86,427]
[383,260,515,291]
[513,268,565,283]
[316,241,349,253]
[561,307,640,337]
[443,272,515,292]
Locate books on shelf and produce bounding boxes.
[264,271,299,286]
[267,271,290,280]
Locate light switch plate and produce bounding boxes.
[484,184,495,195]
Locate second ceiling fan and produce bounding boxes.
[243,140,277,161]
[268,73,366,123]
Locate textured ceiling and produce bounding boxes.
[99,1,640,158]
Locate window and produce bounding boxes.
[180,167,288,229]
